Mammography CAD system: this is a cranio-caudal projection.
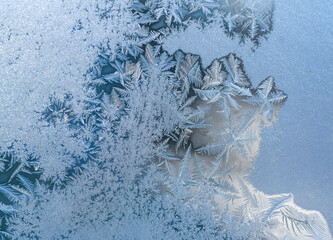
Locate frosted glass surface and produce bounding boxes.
[1,0,332,239]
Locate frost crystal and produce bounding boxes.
[132,0,275,45]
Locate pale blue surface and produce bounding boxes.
[247,0,333,230]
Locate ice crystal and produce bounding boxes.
[132,0,275,46]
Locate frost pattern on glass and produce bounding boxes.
[132,0,274,45]
[0,0,331,240]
